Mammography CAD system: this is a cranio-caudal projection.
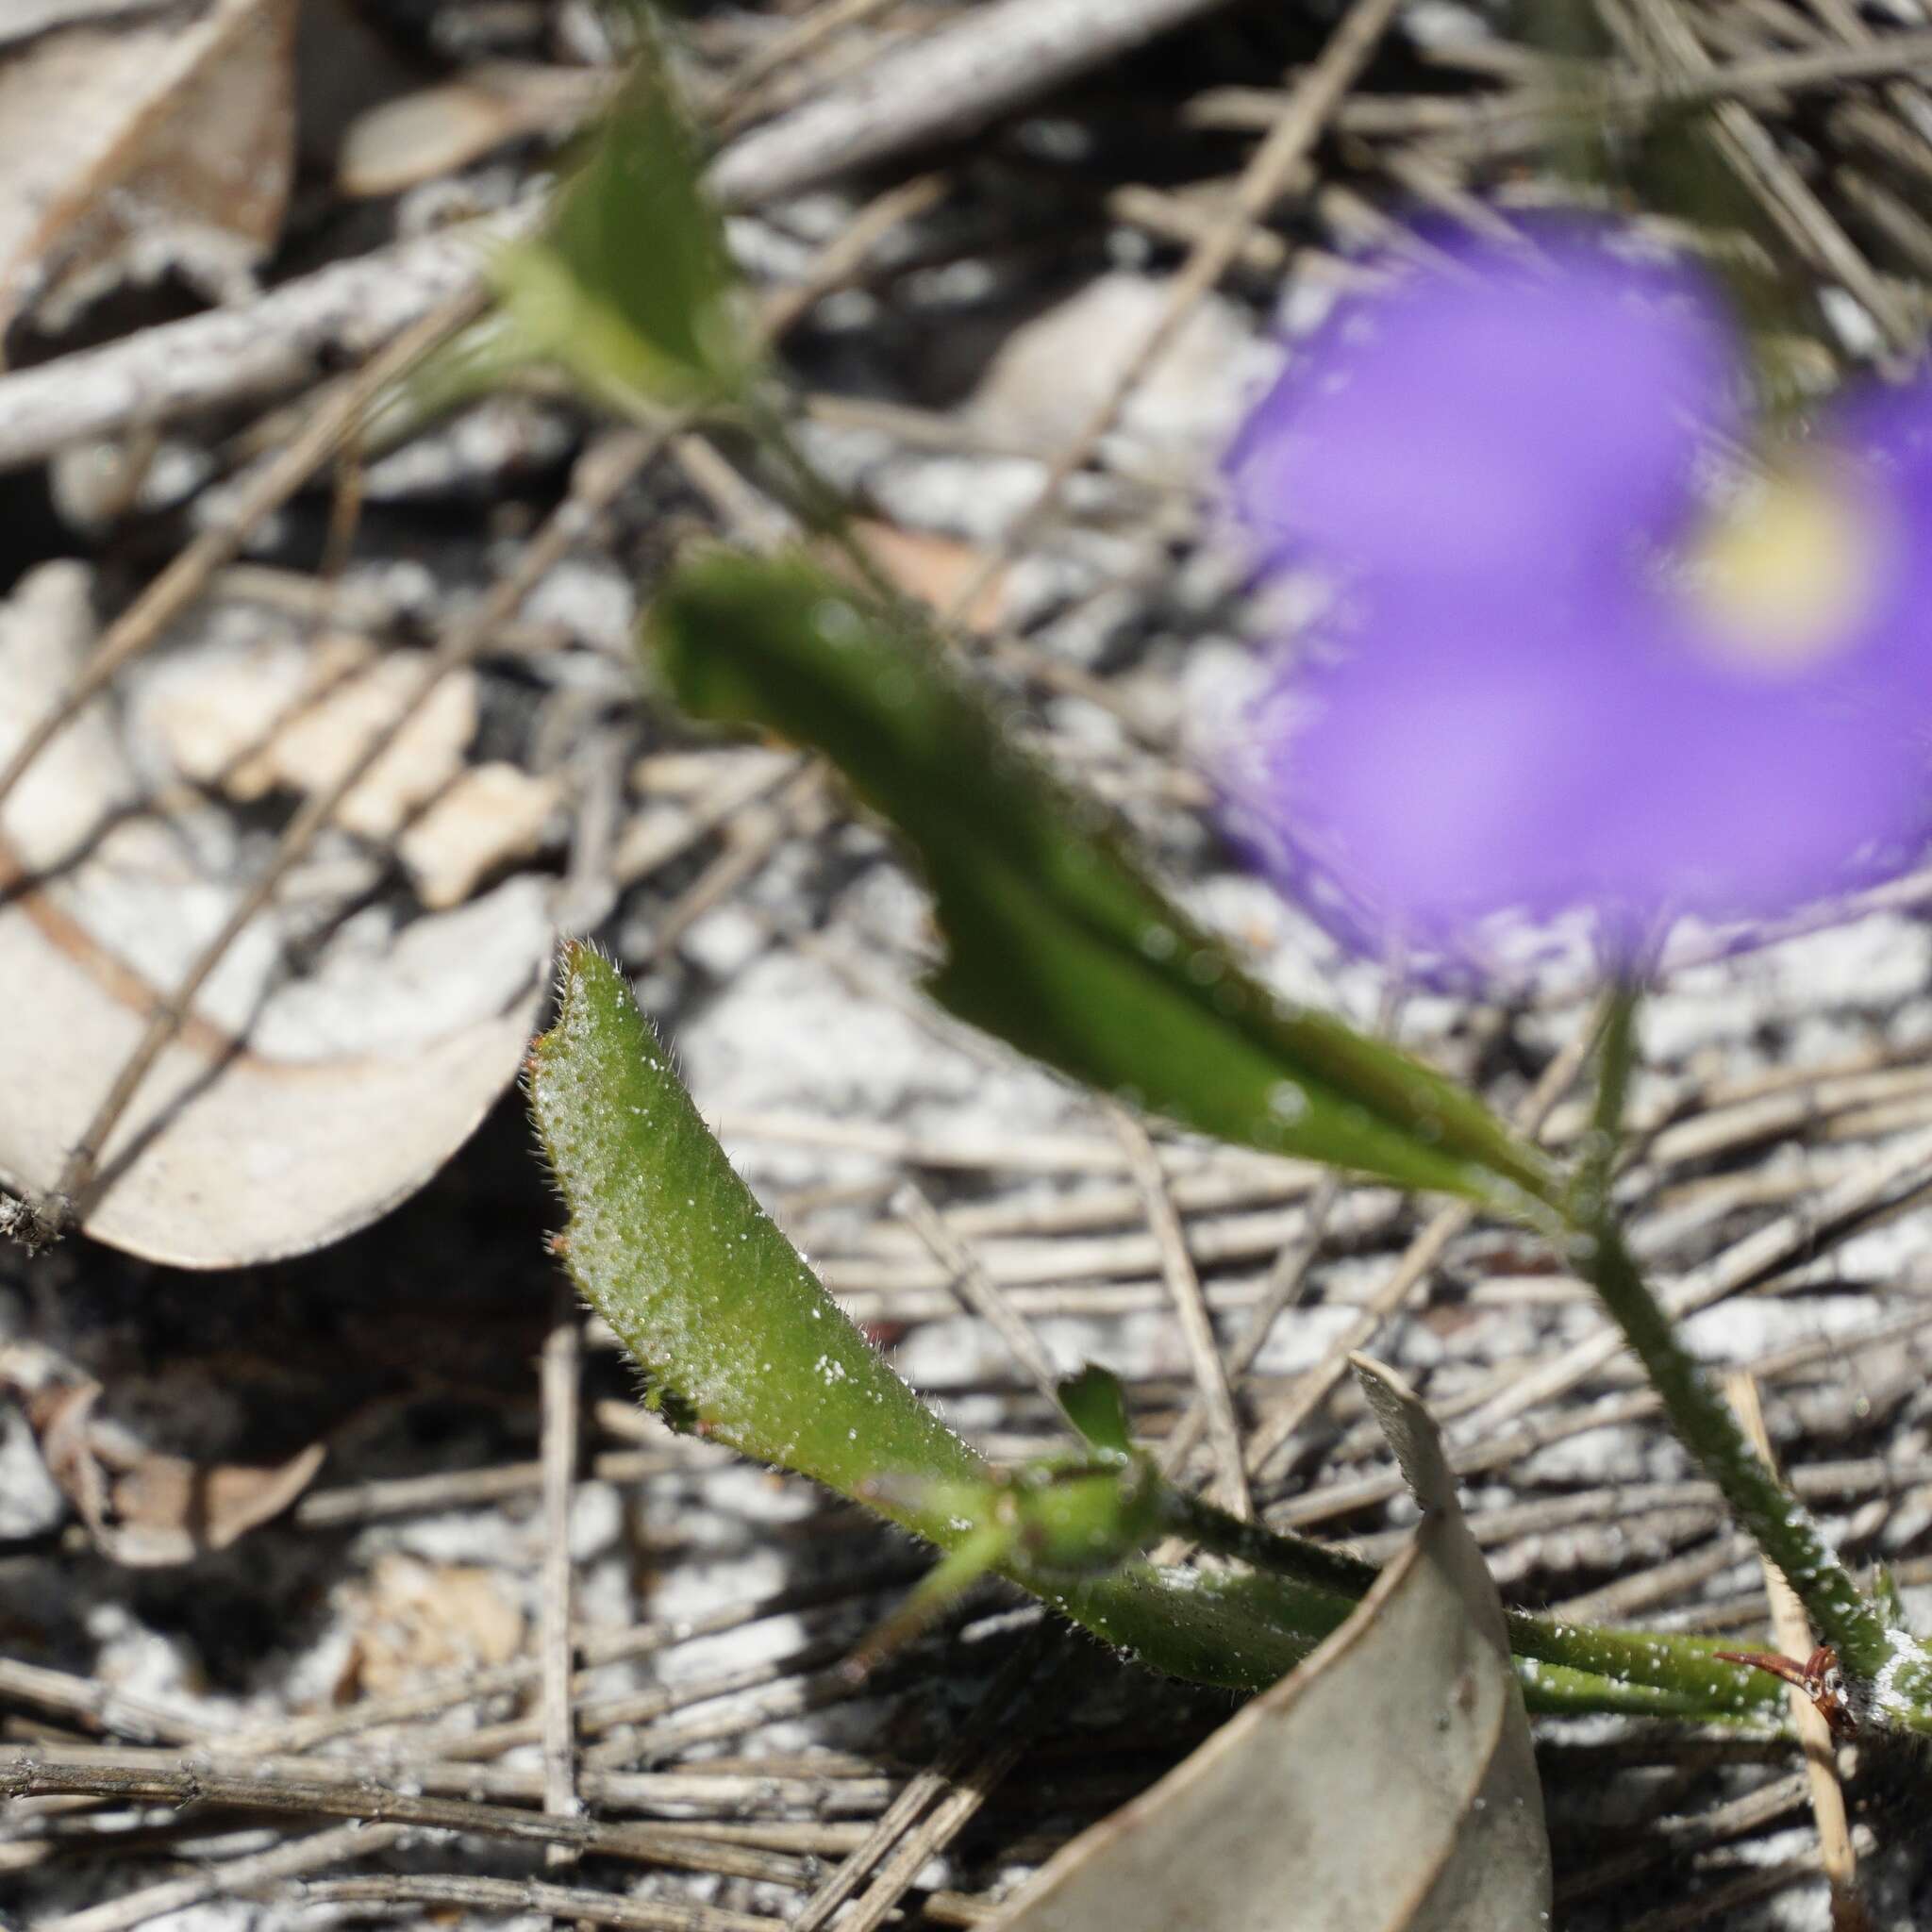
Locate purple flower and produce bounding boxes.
[1221,230,1932,974]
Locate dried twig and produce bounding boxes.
[1245,1007,1601,1479]
[942,0,1410,627]
[40,1824,408,1932]
[1724,1372,1868,1932]
[539,1281,584,1871]
[1605,0,1918,355]
[1109,1104,1250,1513]
[0,217,528,474]
[894,1181,1066,1411]
[707,0,1239,208]
[35,424,665,1235]
[0,279,490,819]
[790,1631,1063,1932]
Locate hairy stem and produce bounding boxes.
[1574,1216,1890,1679]
[1162,1478,1779,1719]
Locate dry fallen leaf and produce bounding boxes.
[853,518,1007,634]
[28,1378,325,1566]
[146,628,481,840]
[0,0,298,340]
[966,272,1267,464]
[398,761,562,910]
[338,60,612,199]
[0,563,553,1267]
[337,1551,525,1700]
[991,1356,1550,1932]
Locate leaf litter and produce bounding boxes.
[0,560,552,1265]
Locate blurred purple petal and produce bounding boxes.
[1600,620,1932,921]
[1227,233,1741,591]
[1242,588,1640,951]
[1219,227,1932,974]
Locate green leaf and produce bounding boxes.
[1058,1365,1135,1459]
[529,941,977,1514]
[528,941,1344,1692]
[491,32,748,409]
[643,552,1557,1209]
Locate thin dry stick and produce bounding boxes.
[0,214,534,473]
[1803,0,1932,186]
[641,765,831,961]
[1559,1771,1813,1905]
[1551,1531,1762,1624]
[1244,1010,1601,1480]
[42,1823,408,1932]
[829,1734,1037,1932]
[1462,1124,1932,1435]
[1272,1302,1932,1533]
[0,280,489,819]
[0,1739,904,1824]
[1724,1372,1867,1932]
[1191,29,1932,153]
[757,173,948,338]
[216,1570,915,1757]
[1831,95,1932,194]
[707,0,1237,208]
[616,753,806,888]
[292,1444,689,1526]
[706,1107,1307,1176]
[1108,1104,1250,1514]
[37,425,663,1232]
[893,1182,1065,1410]
[724,0,908,106]
[941,0,1409,629]
[1607,0,1919,356]
[1158,1171,1341,1478]
[788,1630,1058,1932]
[540,1281,585,1872]
[1624,1853,1842,1932]
[0,1657,205,1746]
[0,1753,848,1885]
[291,1875,777,1932]
[1155,982,1405,1488]
[1344,1458,1917,1563]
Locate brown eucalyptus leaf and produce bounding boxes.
[989,1357,1550,1932]
[0,563,553,1268]
[0,0,297,339]
[28,1378,325,1566]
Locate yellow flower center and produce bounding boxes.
[1681,459,1887,673]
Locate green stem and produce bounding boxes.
[1574,1215,1890,1678]
[1563,982,1893,1678]
[1574,980,1638,1215]
[1158,1488,1379,1599]
[1158,1476,1778,1719]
